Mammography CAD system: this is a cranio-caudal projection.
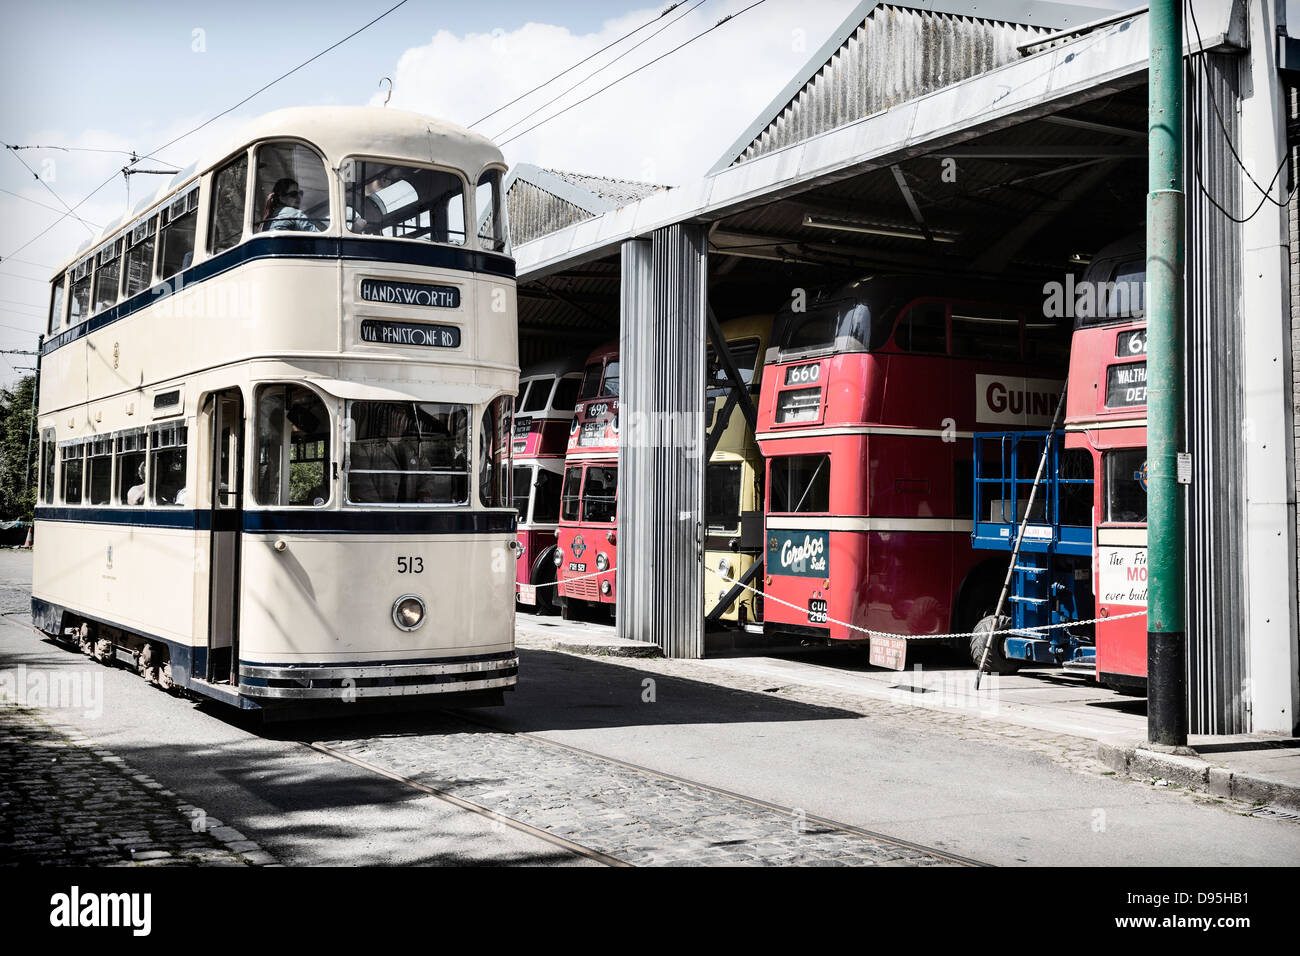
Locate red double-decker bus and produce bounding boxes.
[1063,234,1148,692]
[513,357,584,613]
[756,276,1070,666]
[554,342,619,617]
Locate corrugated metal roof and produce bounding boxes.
[710,0,1112,174]
[506,162,669,247]
[542,168,666,206]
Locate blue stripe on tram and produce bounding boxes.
[34,506,516,535]
[41,235,516,356]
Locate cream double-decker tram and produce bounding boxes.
[32,107,519,715]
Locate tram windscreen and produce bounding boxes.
[705,462,743,531]
[343,161,465,245]
[346,401,469,505]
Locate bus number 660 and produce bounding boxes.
[397,556,424,574]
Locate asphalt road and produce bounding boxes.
[3,550,1297,866]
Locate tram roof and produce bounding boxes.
[57,107,504,276]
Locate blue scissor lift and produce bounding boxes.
[971,431,1096,671]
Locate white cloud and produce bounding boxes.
[377,0,859,185]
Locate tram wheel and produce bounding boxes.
[970,615,1022,675]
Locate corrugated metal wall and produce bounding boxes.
[1185,52,1249,733]
[507,182,595,246]
[734,4,1049,166]
[616,227,707,657]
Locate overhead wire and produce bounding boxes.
[497,0,768,147]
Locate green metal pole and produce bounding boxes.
[1146,0,1187,746]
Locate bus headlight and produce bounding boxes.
[392,594,426,631]
[596,552,609,571]
[601,580,612,596]
[717,558,733,580]
[553,547,563,566]
[515,542,526,560]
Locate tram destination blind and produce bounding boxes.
[360,278,460,309]
[360,319,461,348]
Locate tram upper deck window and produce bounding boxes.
[256,143,330,232]
[951,304,1021,361]
[209,153,248,255]
[123,217,157,297]
[479,396,513,509]
[158,188,199,281]
[60,443,84,505]
[68,258,92,325]
[343,160,465,244]
[257,386,331,506]
[39,430,55,505]
[769,454,830,514]
[86,437,112,506]
[476,168,507,253]
[150,424,188,506]
[345,401,469,505]
[1105,448,1147,524]
[116,430,147,506]
[93,239,124,314]
[48,278,64,334]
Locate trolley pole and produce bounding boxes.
[1146,0,1188,746]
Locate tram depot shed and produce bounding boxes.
[504,0,1299,736]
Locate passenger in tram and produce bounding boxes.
[126,462,146,506]
[262,179,321,232]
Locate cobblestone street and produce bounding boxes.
[0,704,273,867]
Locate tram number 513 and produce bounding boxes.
[397,556,424,574]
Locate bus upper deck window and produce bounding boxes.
[256,143,330,233]
[210,153,248,254]
[893,302,947,353]
[476,168,507,253]
[257,385,332,506]
[950,304,1020,361]
[775,297,872,358]
[342,160,465,245]
[600,361,619,398]
[520,378,550,413]
[552,376,580,412]
[345,401,469,505]
[578,363,603,401]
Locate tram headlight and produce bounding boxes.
[392,594,426,632]
[596,552,609,571]
[553,547,563,567]
[717,557,733,580]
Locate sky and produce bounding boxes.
[0,0,1285,387]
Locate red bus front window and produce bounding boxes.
[770,454,830,513]
[582,465,617,523]
[1104,449,1147,524]
[561,465,583,521]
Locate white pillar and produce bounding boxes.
[1238,0,1298,733]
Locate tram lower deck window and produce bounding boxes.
[706,462,743,531]
[60,444,84,505]
[116,431,147,506]
[345,401,469,505]
[150,424,188,506]
[257,386,332,506]
[87,438,112,506]
[39,431,55,505]
[770,454,830,513]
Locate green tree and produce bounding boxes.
[0,375,37,523]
